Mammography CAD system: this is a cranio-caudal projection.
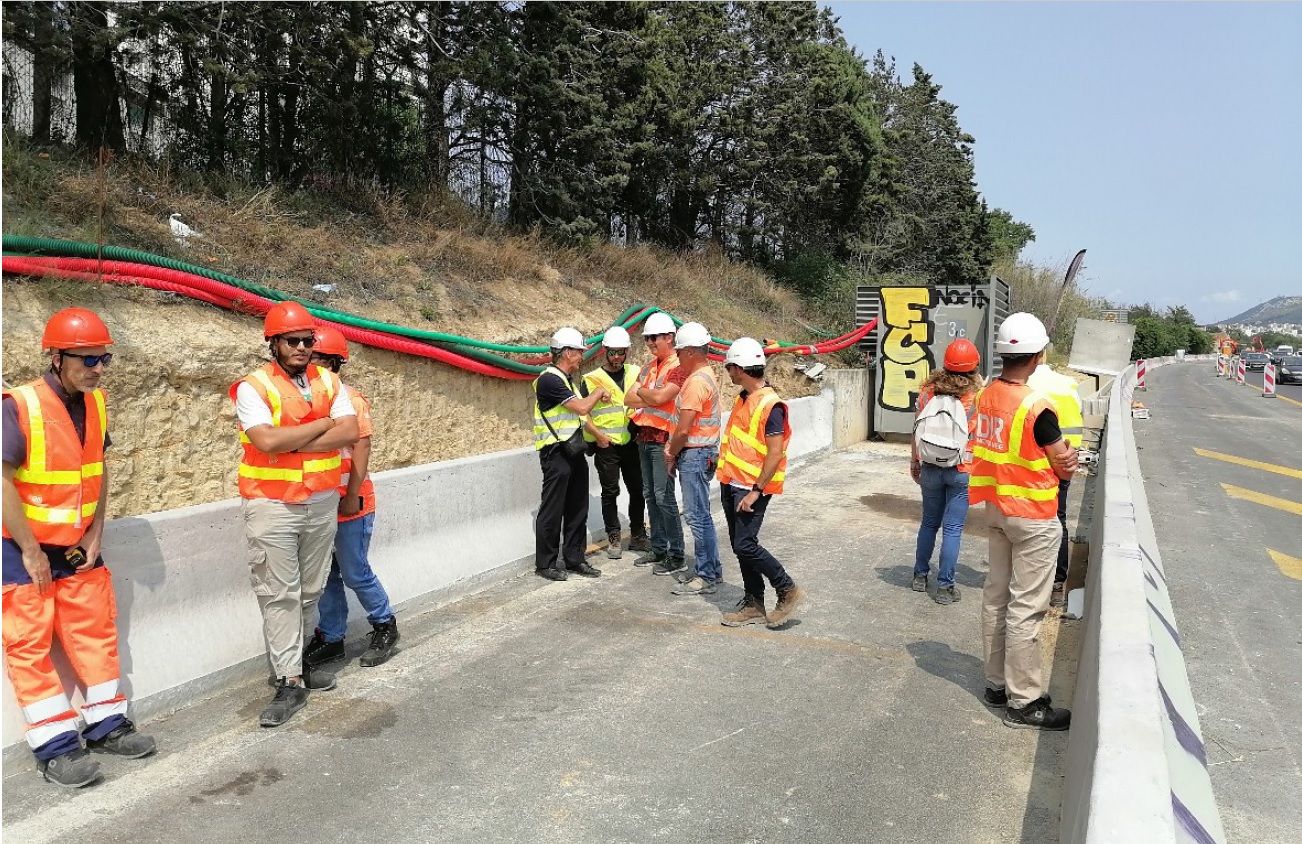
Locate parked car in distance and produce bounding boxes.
[1244,352,1269,371]
[1276,355,1302,384]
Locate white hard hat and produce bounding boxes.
[674,321,711,349]
[642,312,677,336]
[994,312,1050,355]
[725,337,766,368]
[550,326,586,351]
[602,325,631,349]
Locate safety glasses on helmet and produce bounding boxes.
[60,351,114,368]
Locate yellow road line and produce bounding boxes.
[1275,392,1302,408]
[1194,448,1302,479]
[1268,549,1302,581]
[1221,484,1302,516]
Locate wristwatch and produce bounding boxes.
[751,484,763,493]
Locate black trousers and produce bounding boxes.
[536,444,590,571]
[1054,478,1071,584]
[720,483,794,600]
[593,440,645,536]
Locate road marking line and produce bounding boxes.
[1268,549,1302,581]
[1275,392,1302,408]
[1194,448,1302,479]
[1221,484,1302,516]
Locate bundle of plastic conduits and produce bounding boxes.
[2,237,877,373]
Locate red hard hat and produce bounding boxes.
[943,338,980,373]
[43,308,113,350]
[313,325,349,360]
[263,301,316,338]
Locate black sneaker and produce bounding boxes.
[536,567,568,581]
[567,561,602,578]
[983,686,1008,708]
[360,619,400,668]
[302,663,337,692]
[632,549,664,567]
[651,556,687,577]
[86,719,157,758]
[1003,697,1070,730]
[37,746,102,788]
[303,630,345,668]
[933,586,961,605]
[259,679,310,728]
[911,573,927,592]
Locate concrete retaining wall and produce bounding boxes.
[1060,358,1227,844]
[826,368,871,449]
[3,380,857,756]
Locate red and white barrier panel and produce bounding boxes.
[1237,358,1246,384]
[1215,356,1225,376]
[1263,363,1277,398]
[1137,358,1147,390]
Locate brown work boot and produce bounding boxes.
[766,585,806,629]
[721,595,768,627]
[606,530,623,560]
[628,530,651,552]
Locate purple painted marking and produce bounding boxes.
[1159,681,1206,766]
[1147,599,1183,648]
[1140,544,1168,583]
[1172,792,1221,844]
[1145,571,1159,590]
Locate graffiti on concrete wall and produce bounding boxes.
[878,287,935,412]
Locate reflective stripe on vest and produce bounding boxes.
[583,364,640,445]
[232,363,344,502]
[1027,368,1084,449]
[629,354,679,432]
[2,381,106,546]
[675,367,721,448]
[717,387,790,494]
[533,366,583,449]
[969,380,1059,519]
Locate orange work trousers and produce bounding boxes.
[2,566,128,751]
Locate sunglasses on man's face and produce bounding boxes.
[280,335,316,348]
[607,348,628,356]
[644,334,669,343]
[61,351,113,368]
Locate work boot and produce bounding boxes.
[606,530,623,560]
[1003,696,1071,731]
[303,629,345,668]
[633,549,664,567]
[911,573,928,592]
[1050,582,1066,608]
[767,585,807,629]
[933,586,961,605]
[651,556,687,577]
[628,531,651,552]
[567,561,602,578]
[37,747,102,788]
[360,618,400,668]
[86,719,156,758]
[260,679,310,728]
[721,595,768,627]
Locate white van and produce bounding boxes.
[1275,345,1295,357]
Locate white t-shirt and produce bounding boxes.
[235,371,355,504]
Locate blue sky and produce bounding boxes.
[827,1,1302,323]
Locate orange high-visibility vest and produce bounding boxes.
[717,386,790,494]
[230,362,343,503]
[968,379,1059,519]
[676,367,721,448]
[629,353,680,434]
[337,389,376,522]
[2,379,106,546]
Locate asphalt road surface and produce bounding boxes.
[1132,362,1302,842]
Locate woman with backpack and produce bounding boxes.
[910,338,983,605]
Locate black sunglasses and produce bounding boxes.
[606,348,629,355]
[644,334,670,342]
[61,351,113,368]
[279,335,316,348]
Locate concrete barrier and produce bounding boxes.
[1060,359,1227,844]
[2,380,854,756]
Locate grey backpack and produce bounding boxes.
[913,394,969,467]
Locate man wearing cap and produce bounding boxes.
[3,308,156,788]
[532,328,609,582]
[665,322,723,596]
[583,325,649,560]
[625,312,688,574]
[232,302,359,728]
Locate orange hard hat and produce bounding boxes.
[42,308,113,350]
[313,325,349,360]
[263,301,316,337]
[943,338,980,373]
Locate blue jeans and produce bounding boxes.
[677,446,722,583]
[317,513,396,643]
[639,441,684,558]
[914,465,971,589]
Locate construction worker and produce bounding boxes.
[533,327,609,582]
[1027,356,1084,608]
[3,308,156,788]
[971,313,1077,731]
[665,322,723,596]
[625,311,687,573]
[232,302,359,728]
[583,325,650,560]
[715,338,806,628]
[303,326,400,670]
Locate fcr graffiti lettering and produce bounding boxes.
[878,287,935,412]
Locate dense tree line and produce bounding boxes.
[3,0,1029,289]
[1129,304,1214,359]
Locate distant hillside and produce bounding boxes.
[1219,295,1302,326]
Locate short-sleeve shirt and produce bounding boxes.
[737,387,787,437]
[535,370,588,414]
[676,369,717,418]
[2,372,111,467]
[234,369,355,430]
[634,366,687,445]
[352,391,374,439]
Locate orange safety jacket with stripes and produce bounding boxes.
[675,367,721,448]
[1,379,106,546]
[968,378,1059,520]
[337,388,376,522]
[628,352,680,434]
[716,386,790,494]
[230,362,344,503]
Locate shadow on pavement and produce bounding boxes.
[905,639,986,706]
[877,562,986,590]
